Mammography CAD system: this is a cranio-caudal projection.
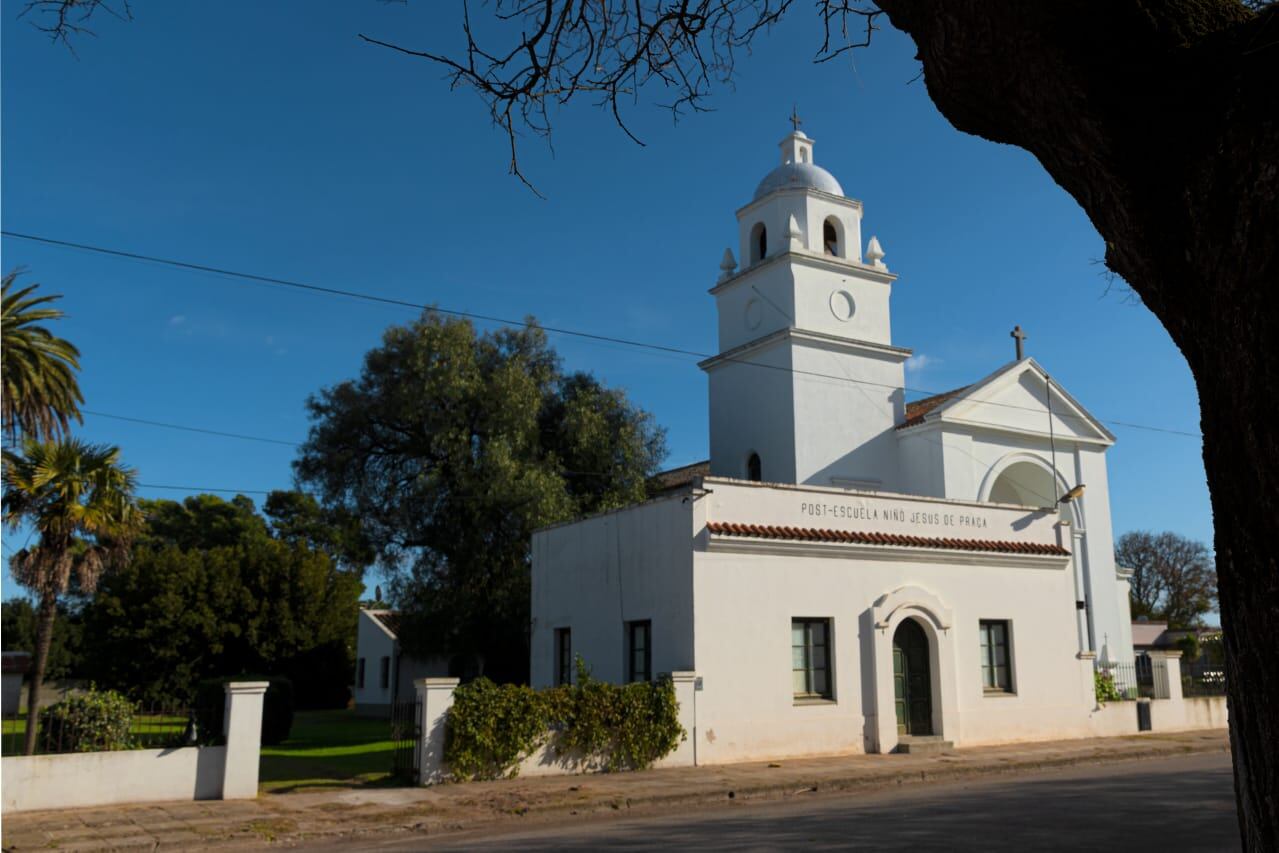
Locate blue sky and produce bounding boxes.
[2,3,1210,598]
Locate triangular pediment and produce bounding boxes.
[904,359,1114,445]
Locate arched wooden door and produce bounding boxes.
[893,619,933,736]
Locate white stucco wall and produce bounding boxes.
[706,340,797,483]
[354,610,397,711]
[690,480,1087,763]
[899,416,1133,666]
[1150,695,1228,732]
[3,681,266,813]
[790,338,905,488]
[2,745,227,812]
[531,496,695,688]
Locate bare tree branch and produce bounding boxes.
[360,1,882,192]
[19,0,132,52]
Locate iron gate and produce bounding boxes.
[390,698,422,783]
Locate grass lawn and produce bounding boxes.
[259,708,399,793]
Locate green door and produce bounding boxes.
[892,619,933,736]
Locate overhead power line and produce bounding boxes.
[2,230,1201,440]
[83,410,300,447]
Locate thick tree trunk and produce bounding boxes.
[22,592,58,756]
[874,1,1279,847]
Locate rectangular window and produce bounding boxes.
[357,658,366,689]
[380,656,391,690]
[792,618,833,700]
[627,620,652,682]
[980,620,1013,693]
[555,628,572,686]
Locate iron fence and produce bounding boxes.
[1098,660,1167,700]
[390,698,422,783]
[1,699,204,757]
[1182,660,1228,697]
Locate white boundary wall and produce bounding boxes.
[2,681,267,813]
[412,671,1222,784]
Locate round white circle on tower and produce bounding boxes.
[829,290,856,322]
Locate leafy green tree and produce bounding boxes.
[1176,633,1202,664]
[81,493,363,706]
[263,490,374,574]
[295,312,666,683]
[2,438,142,754]
[140,493,269,551]
[1,598,84,681]
[1,271,83,442]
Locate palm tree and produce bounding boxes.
[3,438,142,755]
[2,271,84,442]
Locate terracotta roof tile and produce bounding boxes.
[898,385,971,430]
[367,610,401,637]
[650,460,711,492]
[705,521,1069,556]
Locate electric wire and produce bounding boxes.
[2,230,1201,439]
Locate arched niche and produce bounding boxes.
[822,216,843,258]
[749,222,767,264]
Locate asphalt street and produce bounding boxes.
[353,752,1239,851]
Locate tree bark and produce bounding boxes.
[23,592,58,756]
[873,1,1279,847]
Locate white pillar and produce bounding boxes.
[221,681,269,799]
[1077,651,1099,708]
[416,677,459,785]
[666,672,698,767]
[1162,651,1184,701]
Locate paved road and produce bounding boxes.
[356,752,1239,851]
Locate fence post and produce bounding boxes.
[668,671,698,767]
[1162,651,1184,701]
[416,677,459,785]
[221,681,268,799]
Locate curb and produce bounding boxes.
[274,735,1231,847]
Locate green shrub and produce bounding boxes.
[1094,669,1122,705]
[445,661,686,781]
[39,687,134,752]
[194,676,295,746]
[445,678,551,780]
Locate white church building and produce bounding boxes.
[530,126,1140,762]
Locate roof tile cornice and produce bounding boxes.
[705,521,1070,556]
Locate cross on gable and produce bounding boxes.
[1010,325,1028,360]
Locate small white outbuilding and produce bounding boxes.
[530,125,1138,762]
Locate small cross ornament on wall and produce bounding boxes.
[1011,325,1028,360]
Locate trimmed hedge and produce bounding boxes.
[194,675,295,745]
[445,662,684,781]
[39,687,134,753]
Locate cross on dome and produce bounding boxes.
[789,105,803,133]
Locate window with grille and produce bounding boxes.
[792,618,833,700]
[555,627,572,686]
[627,620,652,682]
[980,620,1013,693]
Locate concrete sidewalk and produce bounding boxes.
[1,729,1229,851]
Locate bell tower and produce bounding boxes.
[700,125,910,489]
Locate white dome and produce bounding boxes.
[753,162,844,201]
